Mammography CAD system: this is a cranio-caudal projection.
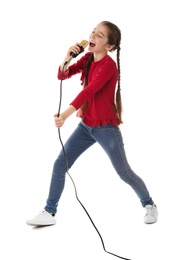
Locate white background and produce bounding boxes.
[0,0,178,259]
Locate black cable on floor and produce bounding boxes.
[57,66,131,260]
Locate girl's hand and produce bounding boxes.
[66,42,82,58]
[53,106,76,128]
[76,107,83,118]
[54,113,65,128]
[59,43,82,72]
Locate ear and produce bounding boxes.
[106,44,115,51]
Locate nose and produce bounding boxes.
[91,33,96,40]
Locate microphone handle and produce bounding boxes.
[64,45,84,65]
[70,45,84,58]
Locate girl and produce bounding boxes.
[26,21,158,226]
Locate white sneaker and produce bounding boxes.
[26,211,56,226]
[144,204,158,224]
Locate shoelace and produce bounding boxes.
[35,211,47,219]
[146,206,154,216]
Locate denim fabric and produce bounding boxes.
[45,121,154,214]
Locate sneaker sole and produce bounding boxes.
[144,219,157,224]
[26,222,56,226]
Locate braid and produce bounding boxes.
[115,43,123,123]
[101,21,123,123]
[81,53,94,111]
[84,53,94,87]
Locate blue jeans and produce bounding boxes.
[45,121,154,214]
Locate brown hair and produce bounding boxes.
[83,21,123,123]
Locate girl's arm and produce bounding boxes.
[54,105,77,128]
[59,42,83,72]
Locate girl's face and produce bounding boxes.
[88,23,114,56]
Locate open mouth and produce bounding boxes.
[89,42,95,47]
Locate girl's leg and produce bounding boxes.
[92,124,154,207]
[44,122,96,215]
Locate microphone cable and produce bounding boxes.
[56,65,132,260]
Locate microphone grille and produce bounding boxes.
[80,40,89,49]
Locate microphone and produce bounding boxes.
[64,40,89,65]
